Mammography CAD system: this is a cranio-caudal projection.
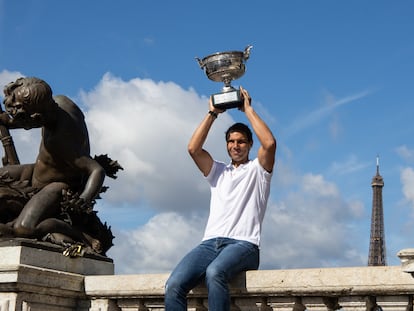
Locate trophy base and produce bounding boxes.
[212,90,242,110]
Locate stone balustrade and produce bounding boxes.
[85,264,414,311]
[1,240,414,310]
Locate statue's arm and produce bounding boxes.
[0,112,13,127]
[0,164,34,183]
[0,111,41,130]
[74,156,106,202]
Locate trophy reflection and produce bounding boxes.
[196,45,252,110]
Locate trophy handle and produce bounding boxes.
[195,57,204,69]
[243,45,253,60]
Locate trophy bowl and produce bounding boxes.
[197,45,252,92]
[196,46,252,110]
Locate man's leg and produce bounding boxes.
[165,239,217,311]
[205,239,259,311]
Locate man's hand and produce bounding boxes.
[209,97,225,115]
[239,86,252,113]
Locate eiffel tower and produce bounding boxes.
[368,156,387,266]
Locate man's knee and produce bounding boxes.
[205,264,227,283]
[165,278,182,299]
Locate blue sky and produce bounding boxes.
[1,1,414,274]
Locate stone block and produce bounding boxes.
[0,238,114,275]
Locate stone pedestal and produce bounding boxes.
[0,238,114,311]
[397,248,414,273]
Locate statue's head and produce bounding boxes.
[3,77,55,128]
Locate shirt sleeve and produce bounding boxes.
[206,160,226,187]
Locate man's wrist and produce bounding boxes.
[208,110,218,119]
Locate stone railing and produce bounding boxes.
[1,240,414,310]
[85,264,414,311]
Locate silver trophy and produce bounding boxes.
[196,45,252,110]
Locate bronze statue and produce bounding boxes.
[0,77,122,256]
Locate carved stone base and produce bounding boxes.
[0,238,113,275]
[0,238,114,310]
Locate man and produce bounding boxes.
[165,87,276,310]
[0,77,112,254]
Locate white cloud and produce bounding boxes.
[396,145,414,163]
[108,212,204,274]
[328,154,371,176]
[80,73,234,211]
[259,172,365,270]
[328,114,342,141]
[302,173,339,197]
[0,70,23,90]
[284,89,371,138]
[401,167,414,209]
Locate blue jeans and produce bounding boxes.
[164,237,259,311]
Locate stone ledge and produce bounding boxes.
[85,274,169,297]
[0,264,85,296]
[0,238,114,275]
[85,266,414,299]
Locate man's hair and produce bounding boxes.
[225,122,253,143]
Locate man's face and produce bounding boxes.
[226,132,252,165]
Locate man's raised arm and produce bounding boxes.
[240,87,276,173]
[188,98,222,177]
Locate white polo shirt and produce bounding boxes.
[202,158,272,246]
